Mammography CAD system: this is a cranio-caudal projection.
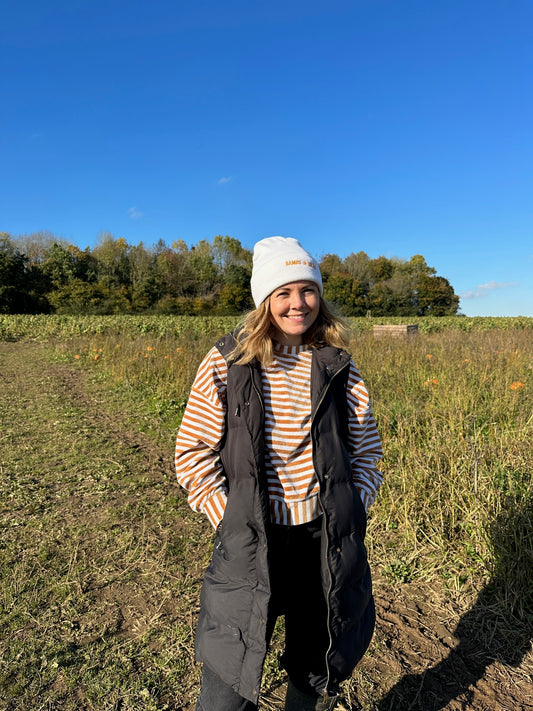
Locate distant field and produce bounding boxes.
[1,315,531,709]
[1,313,533,343]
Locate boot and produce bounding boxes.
[285,680,338,711]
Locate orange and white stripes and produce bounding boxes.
[174,347,228,527]
[175,343,383,529]
[262,345,318,525]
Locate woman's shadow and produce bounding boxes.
[376,491,533,711]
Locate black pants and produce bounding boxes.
[196,516,334,710]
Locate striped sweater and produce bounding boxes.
[175,342,383,528]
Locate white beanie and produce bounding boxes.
[250,236,323,307]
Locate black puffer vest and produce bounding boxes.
[195,335,375,703]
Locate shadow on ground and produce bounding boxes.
[376,491,533,711]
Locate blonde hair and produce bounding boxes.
[229,297,351,365]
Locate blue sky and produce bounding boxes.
[2,0,532,316]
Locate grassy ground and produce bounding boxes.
[1,321,532,710]
[0,342,207,710]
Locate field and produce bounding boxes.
[1,315,532,710]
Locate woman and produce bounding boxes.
[175,236,383,710]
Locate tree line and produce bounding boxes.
[0,231,459,316]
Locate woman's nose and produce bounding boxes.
[290,292,305,309]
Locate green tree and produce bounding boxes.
[385,271,417,316]
[216,263,254,313]
[319,253,343,283]
[47,280,112,314]
[92,233,131,290]
[343,251,371,291]
[217,283,253,314]
[323,272,367,315]
[404,254,436,280]
[127,242,161,311]
[128,242,152,292]
[416,275,459,315]
[0,234,49,313]
[42,243,83,288]
[157,242,197,298]
[368,255,394,284]
[187,240,218,295]
[213,235,252,273]
[367,281,394,315]
[367,274,415,316]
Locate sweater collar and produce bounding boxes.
[273,341,311,356]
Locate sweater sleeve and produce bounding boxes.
[346,360,384,512]
[175,346,229,529]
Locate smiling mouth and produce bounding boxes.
[285,314,308,322]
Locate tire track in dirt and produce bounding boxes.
[1,341,176,486]
[50,350,176,487]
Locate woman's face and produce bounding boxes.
[268,280,320,346]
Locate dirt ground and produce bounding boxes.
[257,573,533,711]
[2,342,532,710]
